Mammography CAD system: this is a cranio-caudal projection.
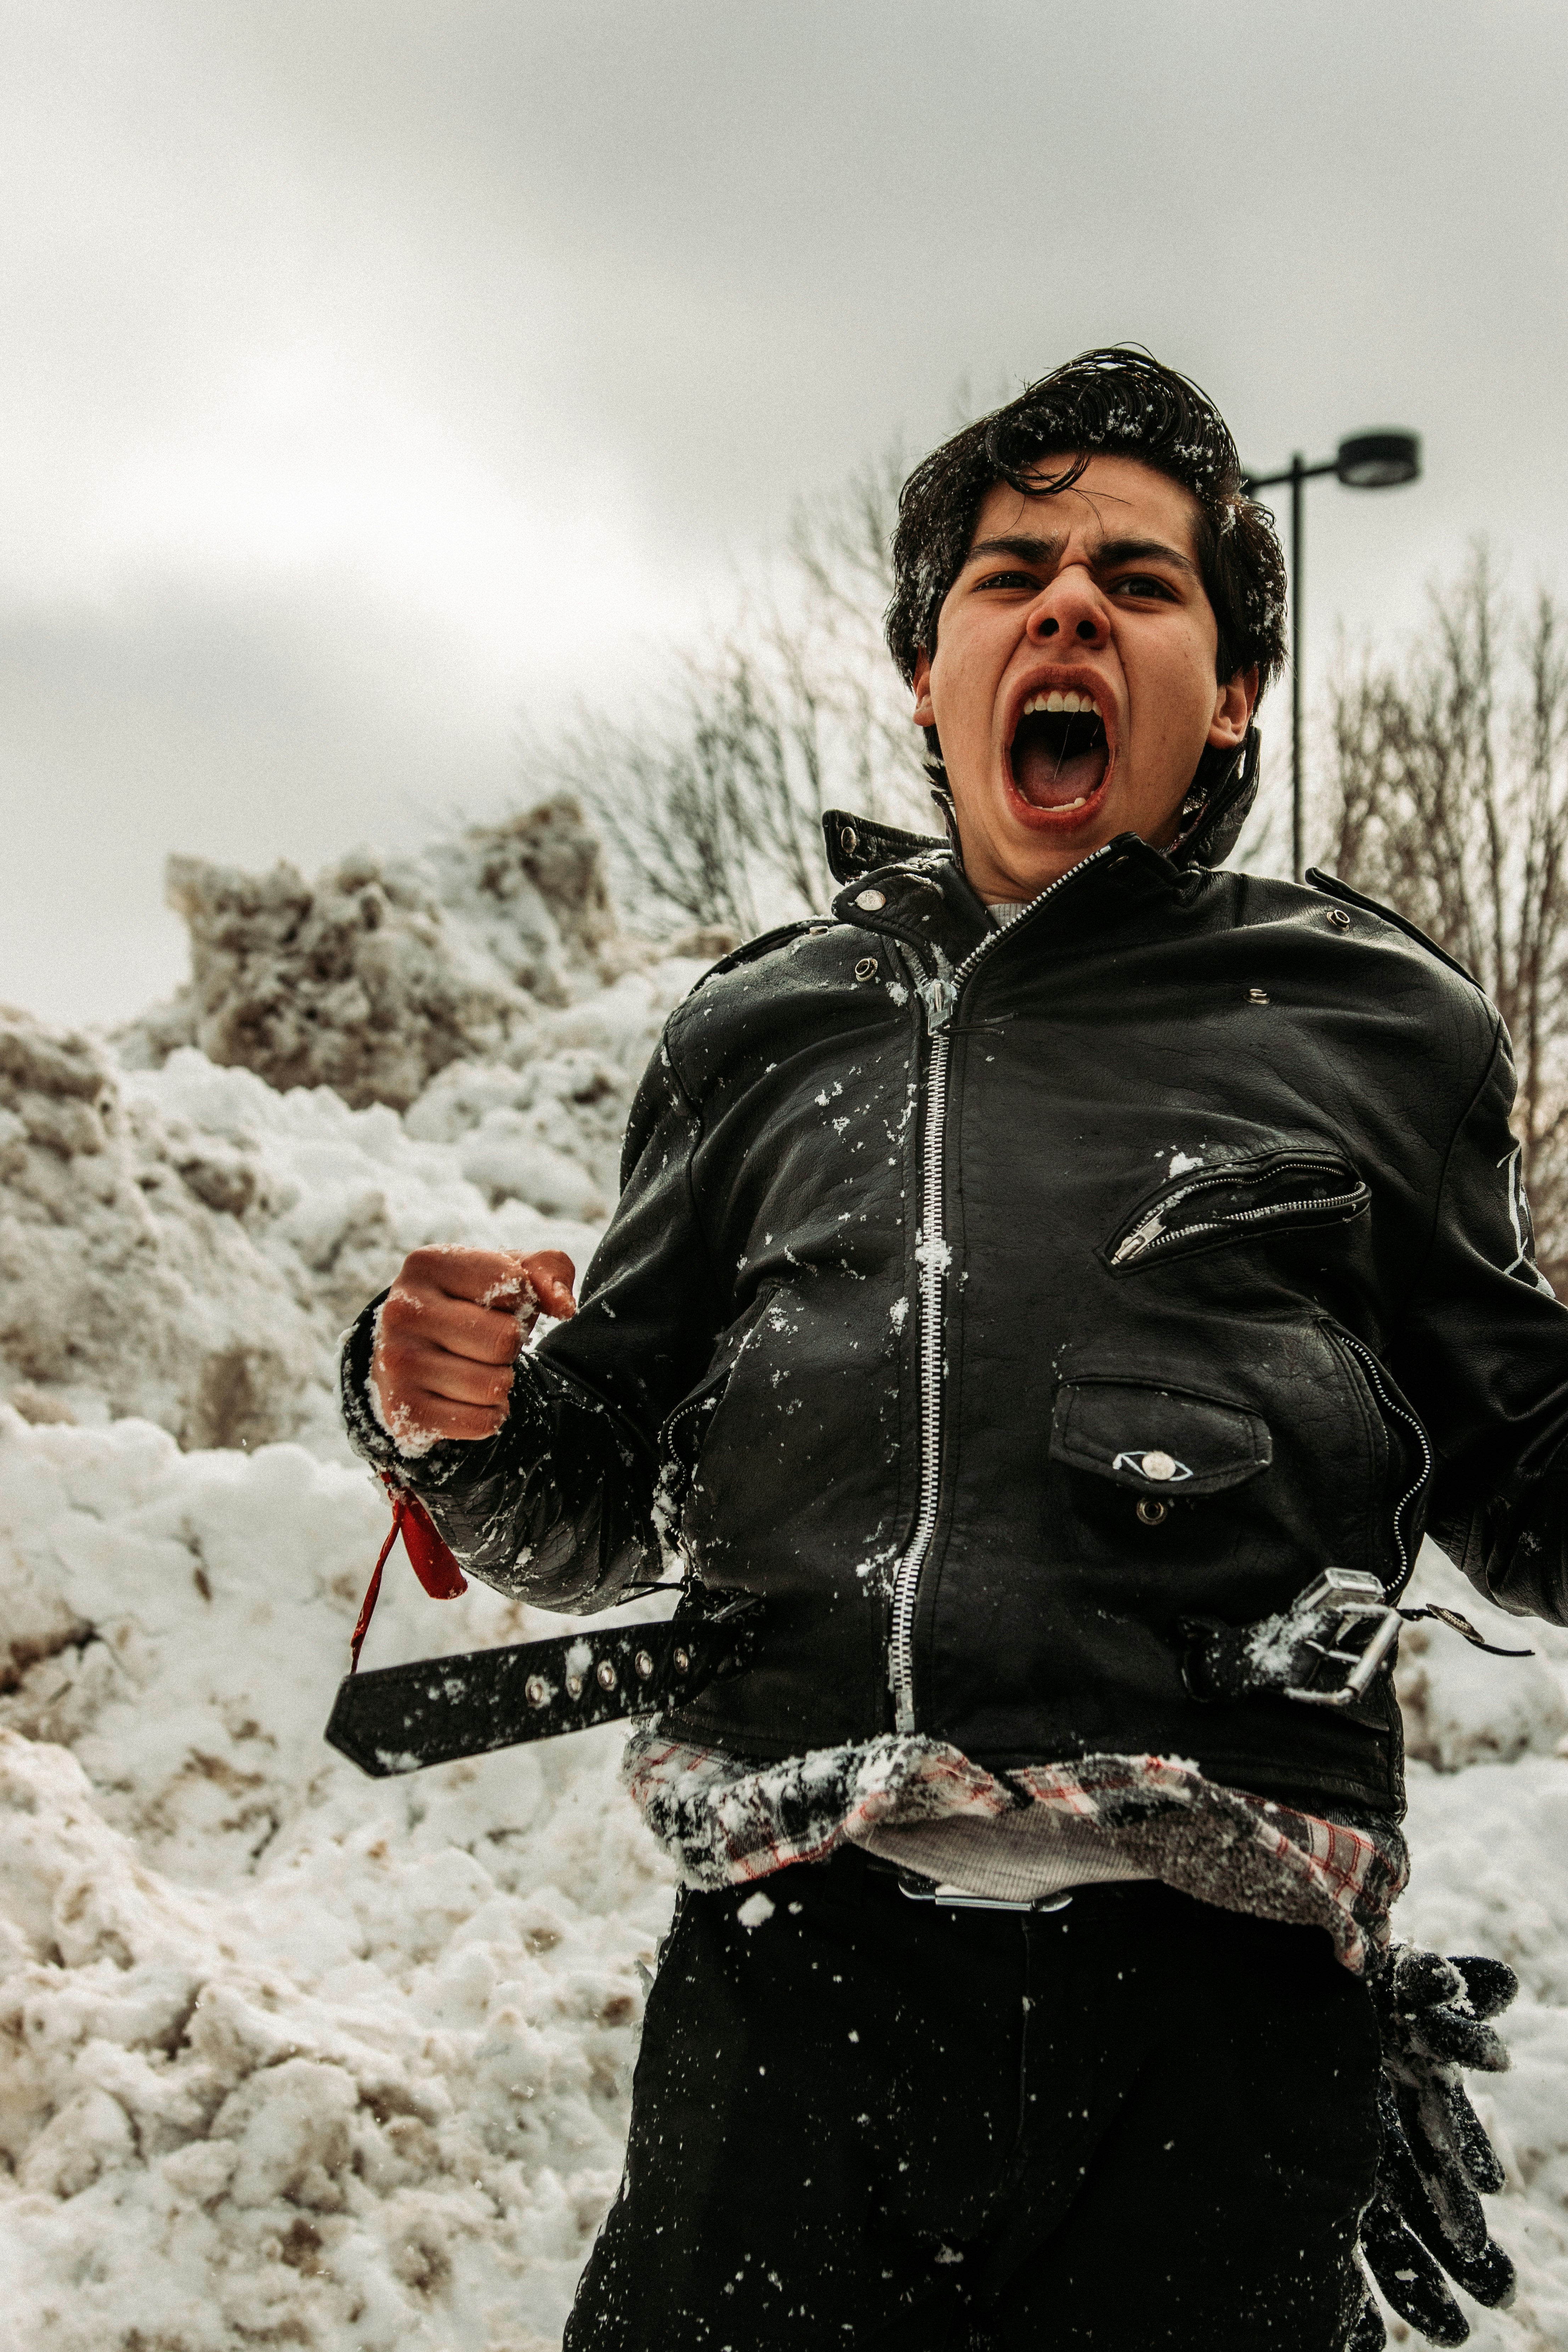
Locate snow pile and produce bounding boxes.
[1,963,704,1448]
[0,1406,1561,2352]
[0,828,715,2344]
[136,798,629,1113]
[401,963,693,1223]
[0,1407,677,2350]
[0,1005,325,1452]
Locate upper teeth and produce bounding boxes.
[1023,689,1099,717]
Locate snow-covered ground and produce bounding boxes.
[1,812,1567,2346]
[0,1410,679,2351]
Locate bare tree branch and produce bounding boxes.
[1318,545,1568,1284]
[523,443,931,945]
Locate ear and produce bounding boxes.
[911,650,935,729]
[1207,665,1258,749]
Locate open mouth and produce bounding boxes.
[1008,689,1111,816]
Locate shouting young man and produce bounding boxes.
[343,352,1561,2347]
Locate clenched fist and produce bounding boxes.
[368,1247,577,1450]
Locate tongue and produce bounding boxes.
[1013,724,1109,809]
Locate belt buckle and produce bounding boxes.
[896,1877,1073,1915]
[1281,1567,1403,1708]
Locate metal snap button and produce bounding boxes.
[634,1649,655,1680]
[1141,1450,1177,1481]
[595,1659,618,1691]
[855,888,886,911]
[854,957,878,981]
[565,1671,585,1698]
[1136,1498,1171,1526]
[1247,987,1269,1004]
[1326,908,1352,930]
[840,826,859,853]
[525,1674,549,1708]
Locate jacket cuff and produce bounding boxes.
[337,1291,550,1496]
[1484,1436,1568,1627]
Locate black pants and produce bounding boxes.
[566,1853,1381,2351]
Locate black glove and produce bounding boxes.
[1350,1946,1518,2347]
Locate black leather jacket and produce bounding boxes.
[342,804,1568,1819]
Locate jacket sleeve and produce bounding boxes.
[1389,1017,1568,1623]
[338,1029,722,1612]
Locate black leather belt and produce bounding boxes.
[324,1592,765,1778]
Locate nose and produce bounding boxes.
[1026,562,1108,648]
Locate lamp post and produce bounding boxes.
[1242,430,1421,880]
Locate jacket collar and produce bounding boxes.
[828,844,990,960]
[822,809,948,886]
[826,831,1197,975]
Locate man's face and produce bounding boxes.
[911,454,1257,902]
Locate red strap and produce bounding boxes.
[383,1478,468,1598]
[348,1481,469,1673]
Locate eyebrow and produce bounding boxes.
[964,532,1200,583]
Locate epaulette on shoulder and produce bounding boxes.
[822,806,947,884]
[684,921,818,998]
[1305,868,1487,995]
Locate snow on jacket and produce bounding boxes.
[341,810,1568,1822]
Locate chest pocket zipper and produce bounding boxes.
[1104,1153,1370,1271]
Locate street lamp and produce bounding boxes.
[1242,429,1421,880]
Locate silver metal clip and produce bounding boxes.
[1183,1565,1402,1711]
[1279,1568,1403,1708]
[897,1880,1074,1915]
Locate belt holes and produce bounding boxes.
[854,957,878,982]
[1136,1498,1171,1527]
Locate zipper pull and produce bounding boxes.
[918,973,956,1033]
[1111,1211,1166,1266]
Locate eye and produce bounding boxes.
[1111,572,1177,600]
[974,568,1040,593]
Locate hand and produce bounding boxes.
[368,1247,577,1447]
[1354,1945,1518,2349]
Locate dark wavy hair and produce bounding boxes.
[885,347,1287,698]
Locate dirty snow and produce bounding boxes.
[1,961,706,1454]
[0,1406,678,2351]
[0,819,1567,2345]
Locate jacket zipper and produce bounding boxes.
[887,845,1113,1733]
[1332,1329,1433,1597]
[1110,1161,1367,1267]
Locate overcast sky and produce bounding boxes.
[5,0,1567,1025]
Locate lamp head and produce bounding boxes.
[1336,430,1421,489]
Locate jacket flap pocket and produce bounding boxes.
[660,1285,781,1478]
[1050,1378,1272,1498]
